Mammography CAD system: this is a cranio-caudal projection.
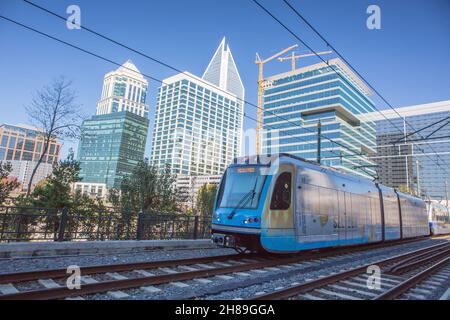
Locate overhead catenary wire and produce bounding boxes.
[16,0,450,179]
[282,0,449,166]
[264,0,450,175]
[10,2,375,163]
[0,15,355,170]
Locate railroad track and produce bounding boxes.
[0,237,445,300]
[251,242,450,300]
[0,251,350,300]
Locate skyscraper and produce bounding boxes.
[262,58,378,180]
[370,100,450,200]
[76,112,149,192]
[76,61,149,197]
[96,60,149,118]
[0,123,61,190]
[150,38,244,176]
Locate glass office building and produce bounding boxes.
[76,61,149,196]
[150,38,244,175]
[77,111,149,189]
[0,123,61,190]
[371,100,450,201]
[262,58,378,180]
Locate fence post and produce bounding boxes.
[57,207,69,242]
[193,214,199,240]
[136,211,143,240]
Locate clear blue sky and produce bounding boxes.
[1,0,449,158]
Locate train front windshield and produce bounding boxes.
[217,167,266,209]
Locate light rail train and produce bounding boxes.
[211,154,435,253]
[427,201,450,236]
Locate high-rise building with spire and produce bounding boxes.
[202,37,245,101]
[76,61,149,196]
[150,38,244,177]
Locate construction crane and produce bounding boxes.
[255,44,298,154]
[278,50,333,71]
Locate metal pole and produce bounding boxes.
[256,63,263,155]
[57,207,69,242]
[416,160,420,197]
[403,116,409,193]
[445,180,449,207]
[317,120,322,164]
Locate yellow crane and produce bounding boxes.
[255,44,298,154]
[278,50,333,71]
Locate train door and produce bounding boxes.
[337,190,347,243]
[345,192,355,241]
[295,174,306,240]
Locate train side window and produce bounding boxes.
[216,172,226,208]
[270,172,291,210]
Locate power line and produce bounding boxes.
[324,151,450,161]
[279,0,450,173]
[376,138,450,149]
[16,1,374,163]
[0,14,352,170]
[18,0,449,179]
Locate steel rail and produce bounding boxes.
[251,242,450,300]
[374,256,450,300]
[0,253,252,284]
[0,255,314,300]
[388,244,450,275]
[0,236,428,285]
[0,237,442,300]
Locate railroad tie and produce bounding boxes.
[159,267,178,274]
[298,293,325,300]
[140,286,162,293]
[264,267,281,272]
[106,272,128,280]
[251,269,268,273]
[194,264,215,269]
[234,272,251,277]
[81,276,98,284]
[178,266,199,272]
[315,288,362,300]
[133,269,155,277]
[215,275,234,280]
[170,282,190,288]
[213,262,232,267]
[193,278,213,284]
[38,279,60,289]
[65,296,85,300]
[0,283,19,295]
[107,291,130,299]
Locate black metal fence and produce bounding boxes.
[0,206,211,242]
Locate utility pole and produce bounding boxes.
[403,116,410,193]
[416,160,420,197]
[317,120,322,164]
[445,180,449,207]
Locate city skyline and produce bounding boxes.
[1,0,449,159]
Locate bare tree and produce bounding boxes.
[25,77,83,196]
